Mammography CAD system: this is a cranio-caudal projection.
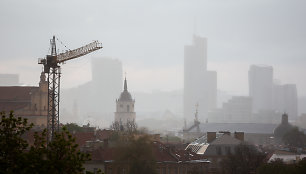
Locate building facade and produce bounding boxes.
[0,72,48,126]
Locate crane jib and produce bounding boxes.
[57,41,102,63]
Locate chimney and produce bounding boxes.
[234,132,244,141]
[207,132,216,143]
[282,113,288,125]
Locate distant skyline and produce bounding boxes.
[0,0,305,96]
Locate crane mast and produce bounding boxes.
[38,36,102,143]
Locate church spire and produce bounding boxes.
[124,75,128,91]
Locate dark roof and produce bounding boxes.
[119,91,132,101]
[191,123,278,134]
[152,141,178,162]
[73,132,96,148]
[210,134,241,145]
[88,140,207,163]
[0,86,38,112]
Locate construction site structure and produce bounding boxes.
[38,36,102,142]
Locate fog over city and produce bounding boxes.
[1,0,306,129]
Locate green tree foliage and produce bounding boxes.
[45,127,90,174]
[65,123,85,133]
[0,111,33,173]
[282,127,306,148]
[220,143,266,174]
[0,111,94,174]
[116,135,157,174]
[257,158,306,174]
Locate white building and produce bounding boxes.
[114,77,136,125]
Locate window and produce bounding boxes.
[108,168,112,174]
[179,167,184,174]
[162,167,166,174]
[216,146,222,155]
[174,167,178,174]
[225,146,231,154]
[156,167,160,174]
[127,105,130,112]
[120,104,123,108]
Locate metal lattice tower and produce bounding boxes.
[39,36,102,143]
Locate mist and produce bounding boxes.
[0,0,306,131]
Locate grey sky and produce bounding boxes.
[0,0,305,95]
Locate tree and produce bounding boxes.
[220,143,266,174]
[0,111,95,174]
[0,111,33,173]
[110,120,138,134]
[115,135,157,174]
[257,158,306,174]
[282,127,306,148]
[65,123,85,133]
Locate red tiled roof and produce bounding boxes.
[73,132,96,148]
[152,141,178,162]
[96,129,113,140]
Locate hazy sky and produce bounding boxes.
[0,0,305,96]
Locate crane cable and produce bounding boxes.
[56,37,71,52]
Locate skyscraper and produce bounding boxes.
[273,83,298,121]
[184,35,217,121]
[249,65,298,121]
[60,57,123,123]
[248,65,273,113]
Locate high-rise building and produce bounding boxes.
[114,77,136,125]
[249,65,298,122]
[273,84,298,121]
[248,65,273,113]
[60,57,123,124]
[184,35,217,121]
[207,96,252,123]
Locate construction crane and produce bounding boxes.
[38,36,102,142]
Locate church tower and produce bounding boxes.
[114,77,136,125]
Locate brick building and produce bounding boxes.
[0,72,48,126]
